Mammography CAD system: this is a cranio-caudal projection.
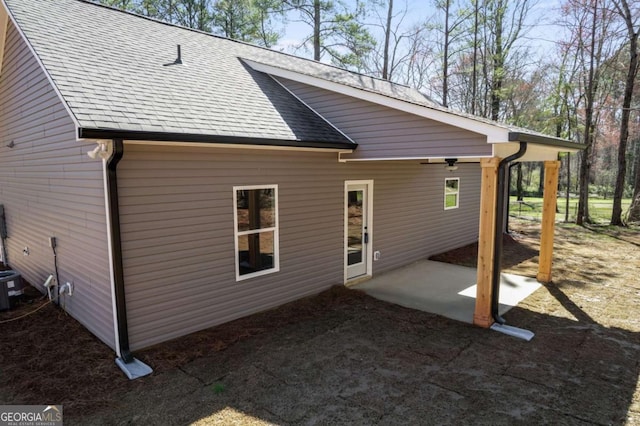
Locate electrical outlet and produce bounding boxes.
[374,251,381,261]
[22,247,29,256]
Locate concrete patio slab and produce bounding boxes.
[354,260,541,324]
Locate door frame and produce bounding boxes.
[344,180,374,283]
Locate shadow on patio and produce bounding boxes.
[352,260,541,324]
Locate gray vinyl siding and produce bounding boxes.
[0,23,114,348]
[119,144,480,350]
[276,77,491,160]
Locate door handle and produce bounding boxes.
[364,232,369,244]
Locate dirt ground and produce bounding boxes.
[1,218,640,425]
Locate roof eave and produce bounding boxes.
[78,128,357,151]
[508,132,584,151]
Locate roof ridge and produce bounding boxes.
[77,0,418,92]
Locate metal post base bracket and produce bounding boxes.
[115,357,153,380]
[490,323,535,341]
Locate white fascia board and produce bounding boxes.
[242,59,510,144]
[1,0,81,133]
[338,153,490,162]
[493,142,573,162]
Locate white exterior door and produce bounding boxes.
[345,181,373,281]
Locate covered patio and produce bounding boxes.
[353,260,541,324]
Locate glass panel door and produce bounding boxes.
[347,189,364,267]
[346,182,370,280]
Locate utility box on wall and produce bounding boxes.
[0,270,24,311]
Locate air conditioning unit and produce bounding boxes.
[0,270,24,311]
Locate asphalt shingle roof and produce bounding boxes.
[4,0,581,151]
[3,0,365,147]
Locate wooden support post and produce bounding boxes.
[537,161,560,283]
[474,157,500,328]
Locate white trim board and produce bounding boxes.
[492,142,572,162]
[338,153,491,163]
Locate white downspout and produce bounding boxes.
[101,150,121,358]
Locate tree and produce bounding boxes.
[96,0,176,20]
[401,23,439,92]
[99,0,135,8]
[284,0,375,70]
[471,0,480,115]
[434,0,472,107]
[548,46,582,221]
[364,1,430,84]
[211,0,283,46]
[432,0,534,118]
[610,0,639,225]
[175,0,211,31]
[629,157,640,222]
[382,0,393,79]
[483,0,534,121]
[441,0,451,106]
[628,120,640,222]
[560,0,618,225]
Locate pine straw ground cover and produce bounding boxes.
[0,218,639,424]
[0,273,370,413]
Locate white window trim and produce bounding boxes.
[444,178,460,210]
[233,184,280,281]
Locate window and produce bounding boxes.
[444,178,459,210]
[233,185,279,281]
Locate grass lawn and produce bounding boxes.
[510,195,632,224]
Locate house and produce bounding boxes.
[0,0,582,378]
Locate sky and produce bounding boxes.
[274,0,568,63]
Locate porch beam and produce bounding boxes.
[537,160,561,283]
[474,157,500,328]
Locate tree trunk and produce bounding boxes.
[565,153,571,222]
[516,163,523,201]
[538,162,545,196]
[313,0,321,61]
[442,0,450,107]
[577,0,600,226]
[471,0,479,115]
[629,151,640,222]
[490,1,503,121]
[382,0,393,80]
[577,147,591,225]
[629,193,640,223]
[611,0,638,226]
